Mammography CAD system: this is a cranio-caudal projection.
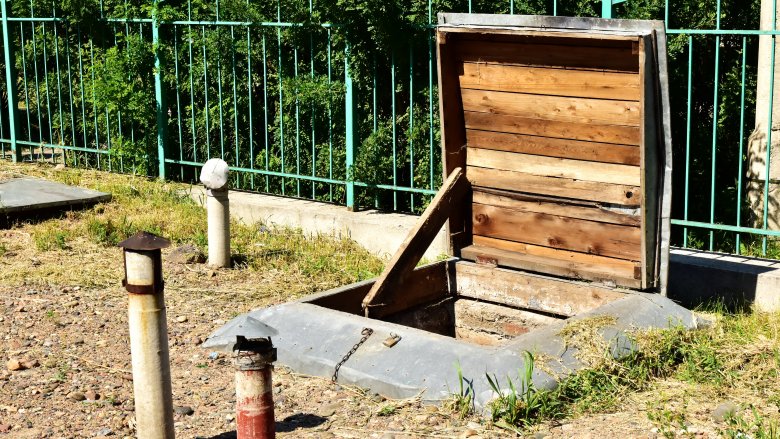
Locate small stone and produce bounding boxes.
[414,414,429,422]
[67,391,86,402]
[379,434,395,439]
[712,401,739,423]
[461,429,478,438]
[169,245,206,264]
[317,403,340,417]
[54,164,66,170]
[0,424,10,433]
[85,390,100,401]
[534,432,549,439]
[64,300,79,308]
[174,406,194,416]
[6,359,24,371]
[96,427,113,436]
[225,413,235,422]
[176,316,188,323]
[424,405,438,413]
[208,352,219,360]
[21,359,39,369]
[188,337,203,345]
[466,421,482,430]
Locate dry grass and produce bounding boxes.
[556,315,618,368]
[0,161,385,307]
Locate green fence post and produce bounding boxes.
[344,41,357,211]
[153,0,166,179]
[1,0,20,162]
[601,0,613,18]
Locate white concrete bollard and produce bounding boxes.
[118,232,175,439]
[200,158,231,268]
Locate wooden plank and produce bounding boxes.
[640,33,661,291]
[472,203,642,260]
[309,261,450,317]
[459,63,641,101]
[455,38,639,72]
[472,189,641,227]
[443,28,639,44]
[454,261,627,317]
[461,89,641,127]
[466,130,641,166]
[468,148,641,186]
[467,166,641,206]
[472,235,639,281]
[464,112,641,145]
[437,31,470,254]
[362,168,468,317]
[460,244,642,288]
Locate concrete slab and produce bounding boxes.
[185,187,780,311]
[187,187,449,261]
[0,177,111,215]
[205,293,701,408]
[669,248,780,312]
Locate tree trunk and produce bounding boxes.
[748,0,780,232]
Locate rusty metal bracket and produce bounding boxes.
[122,280,164,295]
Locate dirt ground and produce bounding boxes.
[0,239,738,439]
[0,164,765,438]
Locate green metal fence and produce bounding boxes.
[0,0,778,257]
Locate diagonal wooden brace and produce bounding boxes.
[362,167,469,317]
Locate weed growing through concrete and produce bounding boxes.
[444,361,474,419]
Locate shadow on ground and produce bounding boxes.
[202,413,328,438]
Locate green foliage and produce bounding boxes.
[445,361,474,419]
[486,352,561,431]
[3,0,767,220]
[718,406,780,439]
[376,404,397,416]
[33,227,69,251]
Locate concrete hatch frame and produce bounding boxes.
[205,14,688,408]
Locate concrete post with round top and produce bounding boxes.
[199,158,231,268]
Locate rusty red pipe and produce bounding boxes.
[234,337,277,439]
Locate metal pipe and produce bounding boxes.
[234,337,277,439]
[118,232,175,439]
[200,158,231,268]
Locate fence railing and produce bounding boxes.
[0,0,778,258]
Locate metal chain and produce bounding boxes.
[332,327,373,383]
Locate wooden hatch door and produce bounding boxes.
[436,14,671,292]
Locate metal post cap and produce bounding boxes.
[117,231,171,251]
[201,315,278,352]
[199,158,230,191]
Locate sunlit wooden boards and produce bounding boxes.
[437,15,668,291]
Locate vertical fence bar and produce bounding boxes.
[344,41,356,210]
[391,50,397,210]
[601,0,612,19]
[736,36,747,254]
[294,47,301,197]
[153,0,166,178]
[1,0,20,162]
[408,46,414,211]
[708,0,722,251]
[683,36,693,247]
[277,1,285,196]
[709,36,721,251]
[262,33,269,191]
[762,0,777,255]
